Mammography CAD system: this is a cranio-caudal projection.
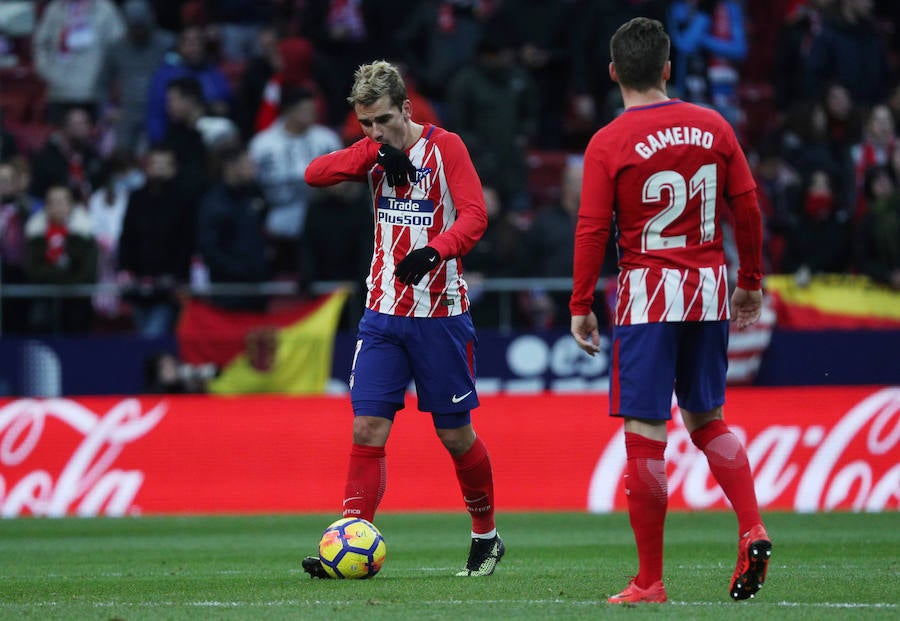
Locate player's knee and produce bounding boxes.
[351,402,396,445]
[434,420,475,456]
[680,406,724,433]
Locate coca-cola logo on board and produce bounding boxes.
[588,387,900,513]
[0,399,167,517]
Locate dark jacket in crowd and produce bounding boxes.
[119,179,194,280]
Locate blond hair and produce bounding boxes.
[347,60,408,109]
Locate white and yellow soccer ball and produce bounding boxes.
[318,517,387,579]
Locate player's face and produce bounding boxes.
[355,95,410,150]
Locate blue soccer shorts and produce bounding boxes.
[609,320,728,420]
[349,309,479,424]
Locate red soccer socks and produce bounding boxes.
[690,419,762,534]
[342,443,386,522]
[452,436,496,535]
[624,432,668,590]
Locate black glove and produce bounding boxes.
[395,246,441,285]
[376,144,417,187]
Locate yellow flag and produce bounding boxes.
[209,289,349,394]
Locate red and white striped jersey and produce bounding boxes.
[305,124,487,317]
[571,99,762,326]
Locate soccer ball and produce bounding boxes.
[318,517,386,579]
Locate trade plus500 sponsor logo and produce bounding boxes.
[377,197,435,227]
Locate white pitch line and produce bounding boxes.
[1,599,895,610]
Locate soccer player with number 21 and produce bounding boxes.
[570,18,772,603]
[302,60,503,578]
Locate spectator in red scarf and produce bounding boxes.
[782,169,852,282]
[24,184,98,333]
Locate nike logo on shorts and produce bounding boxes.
[451,391,473,404]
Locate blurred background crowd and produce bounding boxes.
[0,0,898,337]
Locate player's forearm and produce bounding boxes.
[430,145,488,259]
[428,201,487,260]
[730,189,763,290]
[570,215,611,315]
[304,140,372,187]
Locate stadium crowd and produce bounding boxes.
[0,0,898,336]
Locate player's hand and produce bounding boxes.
[571,312,601,356]
[376,144,417,187]
[731,287,762,329]
[395,246,440,285]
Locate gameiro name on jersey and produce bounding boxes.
[305,124,488,318]
[571,99,762,326]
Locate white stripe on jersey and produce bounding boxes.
[615,264,730,325]
[661,267,686,321]
[367,130,468,318]
[699,267,717,321]
[627,268,649,325]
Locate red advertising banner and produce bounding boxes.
[0,387,897,517]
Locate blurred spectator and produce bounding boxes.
[491,0,575,148]
[32,0,126,123]
[145,25,233,144]
[253,37,324,134]
[753,138,804,273]
[118,146,193,336]
[822,82,864,148]
[87,150,143,319]
[855,164,900,288]
[780,100,854,199]
[462,186,527,328]
[781,169,852,280]
[235,25,280,139]
[24,184,98,333]
[668,0,748,127]
[161,76,207,192]
[203,0,273,62]
[29,106,104,201]
[0,110,19,162]
[99,0,175,152]
[298,0,377,125]
[888,83,900,129]
[249,85,341,275]
[516,156,616,329]
[0,159,38,333]
[516,157,581,328]
[445,34,538,213]
[396,0,490,104]
[773,0,828,111]
[165,76,239,150]
[196,146,270,311]
[806,0,890,107]
[850,103,896,218]
[143,350,212,393]
[303,181,373,292]
[569,0,667,145]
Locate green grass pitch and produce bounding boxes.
[1,511,897,620]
